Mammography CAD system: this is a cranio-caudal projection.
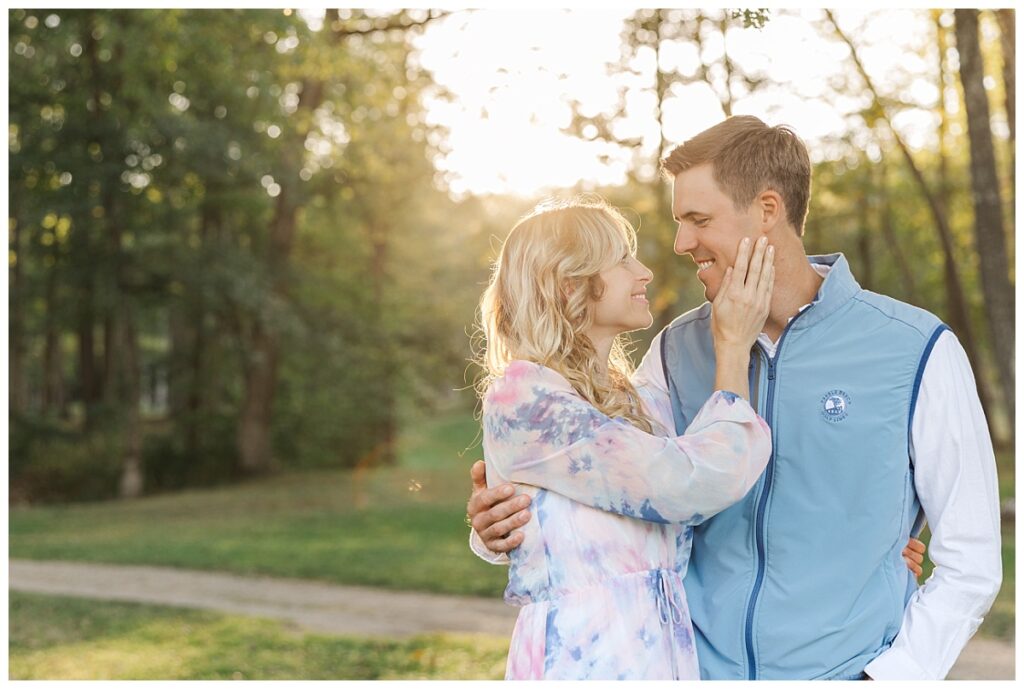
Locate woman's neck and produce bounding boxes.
[589,332,614,381]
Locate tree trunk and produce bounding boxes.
[857,170,873,291]
[995,9,1015,199]
[116,304,144,498]
[169,297,206,461]
[236,185,298,473]
[102,313,115,405]
[171,207,214,461]
[186,316,205,459]
[368,228,397,466]
[955,8,1015,432]
[99,159,143,496]
[87,11,118,415]
[42,253,66,416]
[76,280,100,430]
[9,214,29,416]
[237,321,280,473]
[933,12,999,441]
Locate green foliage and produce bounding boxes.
[142,412,240,490]
[9,9,489,497]
[10,592,509,679]
[9,416,124,503]
[730,9,770,29]
[8,8,1014,499]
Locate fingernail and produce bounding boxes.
[517,496,530,507]
[768,245,774,254]
[743,237,750,245]
[501,485,514,497]
[759,237,767,245]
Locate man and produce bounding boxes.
[467,116,1002,680]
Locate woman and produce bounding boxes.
[475,197,775,679]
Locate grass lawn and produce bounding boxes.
[9,592,508,680]
[10,411,509,598]
[10,412,1015,642]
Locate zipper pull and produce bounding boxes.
[767,362,776,381]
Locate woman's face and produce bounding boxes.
[589,254,654,339]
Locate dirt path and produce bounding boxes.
[9,559,518,638]
[9,559,1013,679]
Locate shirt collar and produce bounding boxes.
[789,253,861,330]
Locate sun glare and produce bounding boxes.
[414,8,941,198]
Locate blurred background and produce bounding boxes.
[7,7,1015,680]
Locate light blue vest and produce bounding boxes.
[662,253,948,680]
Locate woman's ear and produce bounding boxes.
[560,278,578,306]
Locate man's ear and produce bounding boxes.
[757,190,785,231]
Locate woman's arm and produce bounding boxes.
[483,362,771,524]
[710,236,775,400]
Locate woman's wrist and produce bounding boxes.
[715,345,751,368]
[713,346,751,401]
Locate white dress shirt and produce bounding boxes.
[472,265,1002,679]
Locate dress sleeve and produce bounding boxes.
[483,361,771,524]
[631,329,677,436]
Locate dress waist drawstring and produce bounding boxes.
[656,570,684,626]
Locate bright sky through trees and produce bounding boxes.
[395,8,999,197]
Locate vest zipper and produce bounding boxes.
[749,348,762,410]
[742,311,812,680]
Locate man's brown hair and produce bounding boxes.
[660,116,812,235]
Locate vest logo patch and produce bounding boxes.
[821,389,851,423]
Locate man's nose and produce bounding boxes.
[674,223,697,255]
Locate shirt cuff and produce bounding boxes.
[864,646,932,680]
[469,528,510,565]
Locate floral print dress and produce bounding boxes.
[482,360,771,680]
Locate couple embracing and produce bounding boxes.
[465,117,1001,680]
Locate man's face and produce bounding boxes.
[671,164,761,301]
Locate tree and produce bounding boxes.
[227,9,449,472]
[9,8,464,499]
[825,11,1002,442]
[954,8,1015,429]
[931,10,998,437]
[995,9,1014,197]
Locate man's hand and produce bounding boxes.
[468,460,532,552]
[903,537,926,578]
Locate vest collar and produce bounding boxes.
[789,253,861,330]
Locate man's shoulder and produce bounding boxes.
[850,290,945,339]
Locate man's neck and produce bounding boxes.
[763,253,824,341]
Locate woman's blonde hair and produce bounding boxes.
[474,196,658,434]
